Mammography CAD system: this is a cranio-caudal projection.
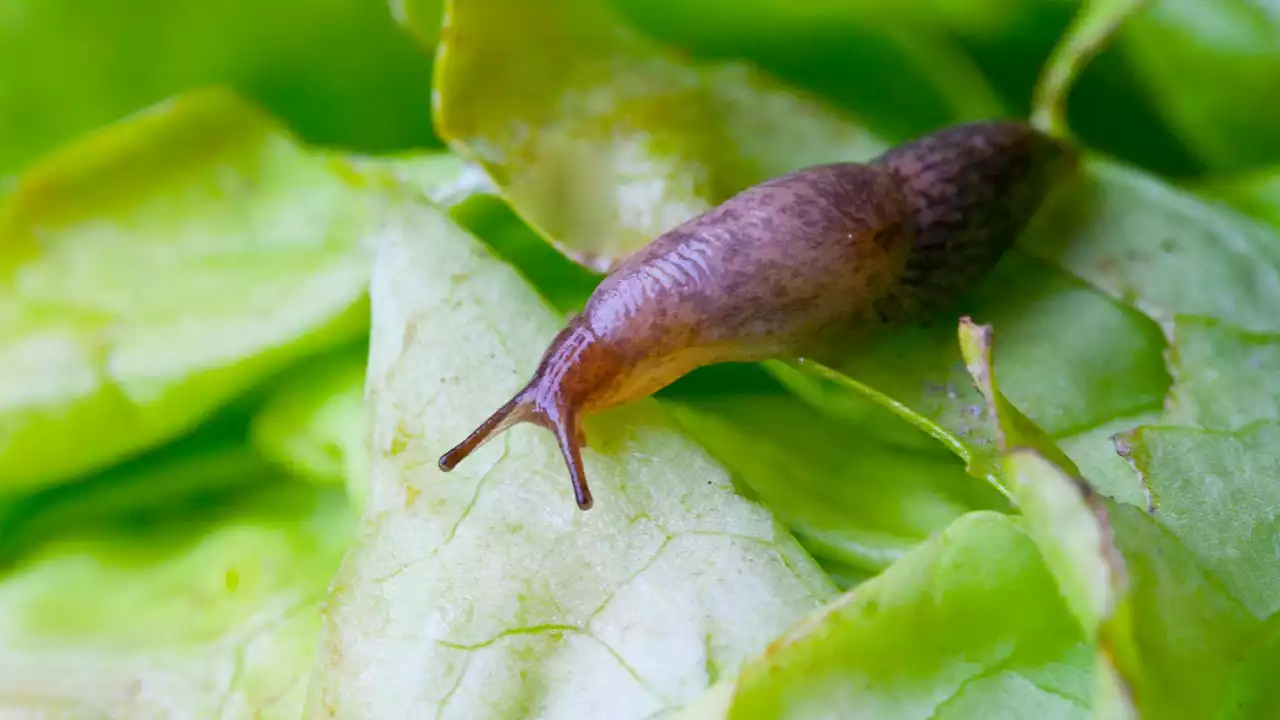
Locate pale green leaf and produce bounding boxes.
[962,320,1271,719]
[693,512,1091,720]
[1023,158,1280,334]
[1164,316,1280,430]
[1121,422,1280,619]
[0,89,380,492]
[0,446,353,718]
[307,196,835,718]
[664,393,1008,574]
[429,0,885,270]
[252,345,369,506]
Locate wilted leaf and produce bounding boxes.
[429,0,885,270]
[0,89,380,492]
[694,512,1091,720]
[0,447,353,717]
[308,196,836,718]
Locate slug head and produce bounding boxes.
[438,323,614,511]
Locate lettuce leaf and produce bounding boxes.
[0,441,352,717]
[428,0,886,270]
[1111,0,1280,173]
[961,319,1274,718]
[774,152,1280,513]
[0,0,437,176]
[685,511,1091,720]
[251,345,369,503]
[610,0,1005,141]
[307,194,837,717]
[0,89,381,492]
[664,394,1009,575]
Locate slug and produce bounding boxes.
[439,120,1074,510]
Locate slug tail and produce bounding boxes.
[438,394,532,472]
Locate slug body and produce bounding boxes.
[440,121,1073,510]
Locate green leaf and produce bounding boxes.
[1031,0,1149,137]
[252,344,370,506]
[0,447,353,717]
[1198,169,1280,230]
[308,195,836,717]
[664,393,1009,574]
[447,193,603,314]
[0,89,380,492]
[781,153,1280,514]
[1022,158,1280,334]
[0,412,258,568]
[1217,613,1280,720]
[1005,446,1262,720]
[775,246,1166,506]
[610,0,1005,142]
[0,0,438,176]
[1112,0,1280,172]
[963,320,1272,719]
[429,0,886,271]
[1120,423,1280,620]
[1164,316,1280,430]
[696,512,1091,719]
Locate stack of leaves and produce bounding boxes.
[2,0,1279,717]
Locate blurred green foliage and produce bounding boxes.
[0,0,439,176]
[4,0,1280,717]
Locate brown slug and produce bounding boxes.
[439,120,1074,510]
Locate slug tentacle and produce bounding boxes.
[440,321,606,510]
[550,404,591,510]
[437,393,532,473]
[437,382,594,510]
